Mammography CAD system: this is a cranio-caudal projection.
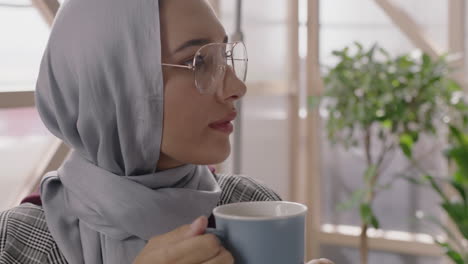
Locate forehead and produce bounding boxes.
[160,0,226,47]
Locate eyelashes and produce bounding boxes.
[183,55,206,67]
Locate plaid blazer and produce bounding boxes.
[0,173,281,264]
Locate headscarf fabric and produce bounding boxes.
[35,0,222,263]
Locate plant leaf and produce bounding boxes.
[450,179,467,207]
[399,133,414,158]
[435,241,464,264]
[337,189,365,211]
[370,214,380,229]
[441,202,468,239]
[360,203,379,229]
[423,175,450,203]
[364,165,378,184]
[402,175,426,186]
[308,95,322,110]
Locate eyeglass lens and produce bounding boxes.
[194,42,247,94]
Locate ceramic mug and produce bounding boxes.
[206,201,307,264]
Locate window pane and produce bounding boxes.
[0,6,50,92]
[321,127,445,234]
[320,0,447,66]
[241,95,289,197]
[0,108,53,211]
[321,245,442,264]
[320,0,449,236]
[219,0,291,198]
[221,0,289,82]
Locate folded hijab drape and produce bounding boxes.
[35,0,222,263]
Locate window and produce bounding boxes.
[0,1,62,211]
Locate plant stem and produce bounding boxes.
[360,223,369,264]
[364,127,372,165]
[360,127,390,264]
[361,127,372,264]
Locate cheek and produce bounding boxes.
[161,78,231,164]
[163,77,202,137]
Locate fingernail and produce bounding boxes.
[190,216,203,232]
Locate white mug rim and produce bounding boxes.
[212,201,308,221]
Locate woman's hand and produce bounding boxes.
[307,258,334,264]
[133,216,234,264]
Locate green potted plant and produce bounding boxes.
[319,42,465,264]
[405,123,468,264]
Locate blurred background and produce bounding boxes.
[1,0,467,263]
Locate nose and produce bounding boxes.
[216,66,247,103]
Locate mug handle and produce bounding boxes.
[205,228,226,244]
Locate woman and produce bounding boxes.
[0,0,333,263]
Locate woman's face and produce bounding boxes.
[158,0,246,170]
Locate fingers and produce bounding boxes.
[148,216,208,249]
[149,233,223,264]
[187,216,209,237]
[202,247,235,264]
[307,258,334,264]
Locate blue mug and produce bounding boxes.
[206,201,307,264]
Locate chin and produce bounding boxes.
[194,141,231,165]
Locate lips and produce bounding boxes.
[209,112,237,134]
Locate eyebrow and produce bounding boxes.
[174,35,229,54]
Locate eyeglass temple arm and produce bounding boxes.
[161,63,193,70]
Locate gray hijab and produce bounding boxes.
[35,0,222,263]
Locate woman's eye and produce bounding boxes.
[183,58,194,66]
[194,55,205,65]
[183,55,205,66]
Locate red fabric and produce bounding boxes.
[21,192,42,206]
[20,166,217,206]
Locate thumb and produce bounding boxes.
[187,215,209,237]
[148,216,208,247]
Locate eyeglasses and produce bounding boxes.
[162,41,248,94]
